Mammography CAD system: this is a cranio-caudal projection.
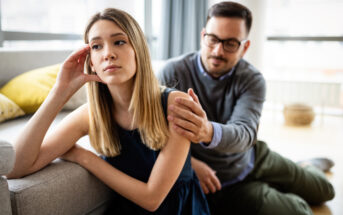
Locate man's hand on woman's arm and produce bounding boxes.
[167,88,213,144]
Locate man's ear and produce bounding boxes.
[200,28,206,46]
[241,40,251,57]
[200,28,206,38]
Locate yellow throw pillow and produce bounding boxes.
[0,64,60,114]
[0,93,25,123]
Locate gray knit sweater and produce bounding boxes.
[158,52,266,183]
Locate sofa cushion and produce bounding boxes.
[0,140,15,175]
[0,64,88,115]
[8,159,112,215]
[0,49,72,88]
[0,93,25,123]
[0,64,60,114]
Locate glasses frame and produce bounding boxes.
[203,33,248,53]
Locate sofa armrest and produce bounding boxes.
[8,159,112,215]
[0,140,15,176]
[1,176,12,215]
[0,140,15,215]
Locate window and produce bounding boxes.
[264,0,343,81]
[263,0,343,113]
[146,0,162,59]
[0,0,145,49]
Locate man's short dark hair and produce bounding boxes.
[207,1,252,34]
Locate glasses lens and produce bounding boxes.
[224,39,239,52]
[205,34,218,47]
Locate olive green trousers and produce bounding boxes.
[206,141,335,215]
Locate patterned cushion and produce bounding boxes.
[0,93,25,123]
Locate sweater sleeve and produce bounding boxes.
[213,72,266,154]
[157,61,178,88]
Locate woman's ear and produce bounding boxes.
[89,60,96,73]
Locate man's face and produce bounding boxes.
[200,16,250,78]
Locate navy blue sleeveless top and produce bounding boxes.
[102,88,210,214]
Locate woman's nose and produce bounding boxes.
[104,47,117,61]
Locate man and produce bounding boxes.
[159,1,334,215]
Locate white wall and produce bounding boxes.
[85,0,145,30]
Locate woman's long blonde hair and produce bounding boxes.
[84,8,169,157]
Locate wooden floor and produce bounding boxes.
[258,108,343,215]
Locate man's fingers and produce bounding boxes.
[205,171,221,193]
[168,115,198,133]
[200,182,209,194]
[188,88,200,104]
[169,105,202,126]
[172,124,197,141]
[211,173,222,191]
[175,97,204,117]
[206,178,217,193]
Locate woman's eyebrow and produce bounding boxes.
[90,33,127,42]
[110,32,127,38]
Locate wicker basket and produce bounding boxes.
[283,103,315,126]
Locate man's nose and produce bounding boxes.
[212,42,225,56]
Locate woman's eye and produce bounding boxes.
[114,40,126,46]
[91,44,102,50]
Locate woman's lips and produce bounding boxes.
[104,65,121,72]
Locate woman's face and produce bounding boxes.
[88,19,136,85]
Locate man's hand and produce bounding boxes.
[167,88,213,144]
[191,157,221,194]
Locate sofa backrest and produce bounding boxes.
[0,49,168,87]
[0,49,72,87]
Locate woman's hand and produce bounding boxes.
[55,45,103,95]
[60,144,92,165]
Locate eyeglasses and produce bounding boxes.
[203,33,248,53]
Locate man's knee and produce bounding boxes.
[302,166,335,204]
[259,193,313,215]
[310,179,335,204]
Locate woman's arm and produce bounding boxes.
[62,91,191,212]
[6,45,101,179]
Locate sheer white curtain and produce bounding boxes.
[159,0,208,59]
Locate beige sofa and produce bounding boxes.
[0,49,112,215]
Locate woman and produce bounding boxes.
[7,8,209,214]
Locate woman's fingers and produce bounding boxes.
[83,74,104,83]
[67,45,90,63]
[61,45,90,74]
[77,50,88,65]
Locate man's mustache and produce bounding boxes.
[209,55,227,62]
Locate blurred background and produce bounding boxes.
[1,0,342,116]
[1,0,342,214]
